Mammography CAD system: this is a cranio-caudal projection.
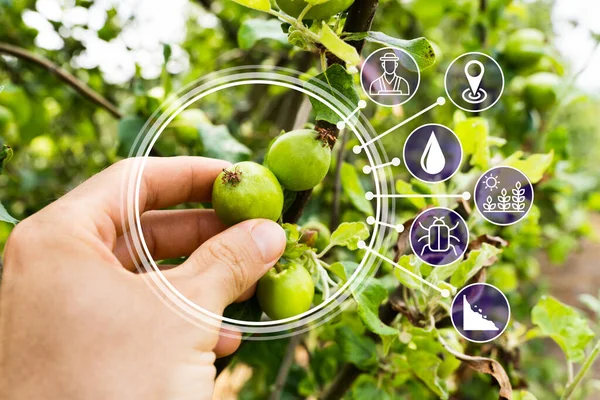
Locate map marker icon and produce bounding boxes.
[462,60,487,104]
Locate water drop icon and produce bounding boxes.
[420,132,445,175]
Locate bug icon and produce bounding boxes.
[410,207,469,267]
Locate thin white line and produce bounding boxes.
[363,157,401,174]
[366,216,404,232]
[358,98,444,149]
[365,192,471,200]
[337,100,367,129]
[360,245,445,294]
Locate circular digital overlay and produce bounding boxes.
[119,66,396,339]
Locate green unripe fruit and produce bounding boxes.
[276,0,355,20]
[257,263,315,320]
[301,221,331,253]
[212,161,284,226]
[266,129,331,191]
[504,28,546,66]
[172,109,209,145]
[523,72,561,112]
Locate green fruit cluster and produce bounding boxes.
[211,129,333,320]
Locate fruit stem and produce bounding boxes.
[274,262,284,273]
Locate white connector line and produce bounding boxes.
[358,241,450,297]
[366,216,404,233]
[336,100,367,130]
[365,192,472,201]
[363,157,401,174]
[353,97,446,154]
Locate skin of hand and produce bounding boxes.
[0,157,286,400]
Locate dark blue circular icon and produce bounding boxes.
[403,124,463,183]
[474,166,534,226]
[451,283,510,343]
[410,207,469,267]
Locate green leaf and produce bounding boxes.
[365,32,436,70]
[336,326,377,369]
[514,390,538,400]
[117,116,146,158]
[407,350,449,399]
[353,279,398,354]
[450,243,502,287]
[351,375,391,400]
[307,64,360,125]
[341,163,374,215]
[319,23,360,66]
[330,221,370,250]
[197,123,252,163]
[328,261,358,281]
[531,296,595,362]
[504,151,554,184]
[454,117,489,170]
[232,0,271,12]
[0,144,13,174]
[0,201,18,224]
[223,296,262,321]
[395,179,427,209]
[393,255,423,290]
[238,18,288,50]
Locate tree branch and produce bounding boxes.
[0,42,122,119]
[269,334,303,400]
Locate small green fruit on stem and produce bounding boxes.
[212,161,284,226]
[266,129,332,191]
[257,262,315,320]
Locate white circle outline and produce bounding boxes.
[450,282,511,344]
[402,123,464,184]
[360,46,421,108]
[409,206,470,267]
[444,51,505,113]
[121,68,395,338]
[474,165,534,226]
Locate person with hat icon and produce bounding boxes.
[369,51,410,96]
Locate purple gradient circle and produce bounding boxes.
[410,207,469,266]
[451,283,510,343]
[474,166,534,225]
[403,124,463,183]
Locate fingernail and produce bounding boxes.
[251,221,286,263]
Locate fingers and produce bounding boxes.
[47,157,230,245]
[113,209,228,271]
[165,219,286,313]
[213,328,242,358]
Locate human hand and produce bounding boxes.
[0,157,286,400]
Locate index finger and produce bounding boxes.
[49,156,231,241]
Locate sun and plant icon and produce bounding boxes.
[483,174,499,191]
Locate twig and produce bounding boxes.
[269,334,303,400]
[0,42,122,119]
[560,340,600,400]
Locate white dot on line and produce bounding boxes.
[462,191,472,201]
[352,145,362,154]
[395,224,404,233]
[362,165,371,174]
[365,192,374,201]
[437,97,446,105]
[366,216,376,225]
[391,157,401,166]
[441,289,450,298]
[357,240,366,249]
[336,121,345,130]
[358,100,367,109]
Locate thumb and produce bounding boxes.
[169,219,286,312]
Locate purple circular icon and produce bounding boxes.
[403,124,463,183]
[410,207,469,267]
[451,283,510,343]
[474,166,534,226]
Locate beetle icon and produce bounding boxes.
[418,216,461,256]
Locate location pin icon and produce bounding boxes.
[464,60,485,96]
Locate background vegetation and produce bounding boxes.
[1,0,599,399]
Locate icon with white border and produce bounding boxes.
[360,47,420,107]
[444,52,504,112]
[451,283,510,343]
[474,166,534,226]
[403,124,463,183]
[410,207,469,267]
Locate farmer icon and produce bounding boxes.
[410,207,469,267]
[360,47,420,107]
[369,52,410,96]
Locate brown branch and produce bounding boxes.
[269,334,303,400]
[0,42,122,119]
